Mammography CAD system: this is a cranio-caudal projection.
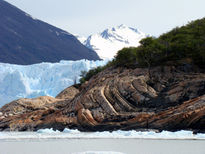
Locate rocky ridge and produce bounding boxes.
[0,66,205,132]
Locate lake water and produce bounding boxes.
[0,129,205,154]
[1,138,205,154]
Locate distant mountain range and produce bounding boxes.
[0,0,99,65]
[77,25,147,59]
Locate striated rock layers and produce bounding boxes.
[0,66,205,132]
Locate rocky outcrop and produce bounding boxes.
[0,66,205,132]
[56,86,79,100]
[0,96,61,115]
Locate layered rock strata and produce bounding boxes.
[0,66,205,132]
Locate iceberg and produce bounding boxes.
[0,59,109,107]
[37,128,60,134]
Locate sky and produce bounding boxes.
[5,0,205,37]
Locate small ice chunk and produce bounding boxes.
[63,128,80,133]
[37,128,60,134]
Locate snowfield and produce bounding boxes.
[0,59,108,107]
[78,25,147,59]
[0,129,205,140]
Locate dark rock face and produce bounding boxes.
[0,66,205,132]
[0,1,99,65]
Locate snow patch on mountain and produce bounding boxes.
[75,35,87,44]
[0,60,108,107]
[78,25,147,59]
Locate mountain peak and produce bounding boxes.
[78,25,147,59]
[117,24,128,29]
[108,24,136,32]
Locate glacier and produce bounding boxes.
[0,59,108,107]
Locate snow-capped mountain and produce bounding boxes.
[78,25,147,59]
[0,60,108,107]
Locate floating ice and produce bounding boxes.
[37,128,60,134]
[63,128,80,133]
[0,129,205,140]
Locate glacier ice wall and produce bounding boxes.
[0,60,108,107]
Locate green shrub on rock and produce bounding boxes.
[80,17,205,84]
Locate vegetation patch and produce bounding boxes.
[80,18,205,83]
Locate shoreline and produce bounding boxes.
[1,136,205,141]
[0,129,205,141]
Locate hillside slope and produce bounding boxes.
[0,1,99,65]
